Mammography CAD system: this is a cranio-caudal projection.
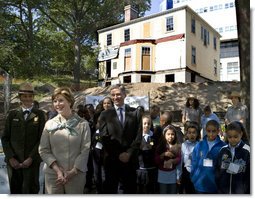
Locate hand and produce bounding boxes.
[119,152,130,163]
[64,168,78,181]
[9,158,22,169]
[55,170,66,186]
[50,162,66,186]
[164,151,175,158]
[21,157,33,168]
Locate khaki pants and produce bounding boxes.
[44,172,86,194]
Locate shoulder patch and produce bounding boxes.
[243,144,250,153]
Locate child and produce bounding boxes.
[200,105,221,138]
[215,121,250,194]
[155,125,181,194]
[190,120,225,193]
[136,115,158,194]
[179,122,200,194]
[225,121,250,146]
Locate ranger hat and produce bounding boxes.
[18,82,35,95]
[187,94,196,99]
[229,91,240,98]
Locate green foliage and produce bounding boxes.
[0,0,151,84]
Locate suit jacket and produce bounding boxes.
[99,104,142,160]
[1,107,46,163]
[39,113,91,174]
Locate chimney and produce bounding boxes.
[124,5,138,22]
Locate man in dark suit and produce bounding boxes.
[98,84,142,194]
[1,82,46,194]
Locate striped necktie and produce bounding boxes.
[118,107,123,125]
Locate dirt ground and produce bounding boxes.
[38,81,240,112]
[0,81,241,135]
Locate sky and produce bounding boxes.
[145,0,163,16]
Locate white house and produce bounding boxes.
[97,5,221,86]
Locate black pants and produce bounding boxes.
[136,168,157,194]
[179,166,195,194]
[102,155,137,194]
[7,163,40,194]
[85,151,94,189]
[92,148,104,193]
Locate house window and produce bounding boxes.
[191,18,196,33]
[165,74,175,82]
[107,33,112,46]
[225,26,230,32]
[227,62,239,73]
[201,26,209,46]
[113,62,117,70]
[214,59,217,75]
[142,47,151,70]
[124,48,131,71]
[213,36,217,49]
[191,46,196,65]
[123,75,131,83]
[106,60,111,78]
[191,73,196,82]
[141,75,151,82]
[204,28,207,46]
[166,16,174,31]
[124,29,130,41]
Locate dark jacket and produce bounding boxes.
[137,131,158,169]
[99,104,142,163]
[215,141,250,194]
[1,107,46,163]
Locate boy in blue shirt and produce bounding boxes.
[190,120,225,193]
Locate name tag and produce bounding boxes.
[95,142,103,150]
[185,159,191,167]
[203,158,213,167]
[227,163,240,174]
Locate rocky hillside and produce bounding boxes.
[40,81,240,113]
[0,81,241,135]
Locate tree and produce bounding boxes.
[0,0,48,77]
[35,0,151,89]
[235,0,250,134]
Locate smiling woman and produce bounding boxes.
[39,86,91,194]
[51,87,74,119]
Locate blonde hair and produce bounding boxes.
[52,87,75,108]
